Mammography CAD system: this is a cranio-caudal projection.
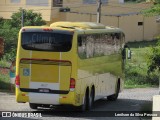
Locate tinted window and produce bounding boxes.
[78,33,122,59]
[22,32,73,52]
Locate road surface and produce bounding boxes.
[0,88,159,120]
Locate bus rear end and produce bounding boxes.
[16,27,77,108]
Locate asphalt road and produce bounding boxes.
[0,88,159,120]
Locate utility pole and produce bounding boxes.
[97,0,102,23]
[21,9,24,27]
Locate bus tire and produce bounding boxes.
[78,89,88,112]
[88,88,94,110]
[107,81,120,101]
[29,103,38,109]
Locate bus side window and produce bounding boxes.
[78,35,86,59]
[78,36,82,47]
[115,33,120,40]
[86,35,94,58]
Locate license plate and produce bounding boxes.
[39,89,50,93]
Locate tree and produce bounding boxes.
[143,0,160,16]
[148,41,160,73]
[0,9,46,60]
[11,8,46,29]
[142,0,160,74]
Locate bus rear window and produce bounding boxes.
[21,32,73,52]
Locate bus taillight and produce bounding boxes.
[43,28,53,31]
[70,78,75,90]
[15,75,20,87]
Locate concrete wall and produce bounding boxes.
[0,0,52,21]
[0,0,159,42]
[64,12,160,42]
[62,0,152,15]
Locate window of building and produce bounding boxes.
[26,0,48,6]
[53,0,63,7]
[138,22,143,26]
[83,0,108,4]
[101,0,108,4]
[10,0,20,3]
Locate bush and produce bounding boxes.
[0,59,11,90]
[0,73,10,90]
[125,40,159,87]
[0,60,10,68]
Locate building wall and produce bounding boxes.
[0,0,52,21]
[64,12,160,42]
[0,0,159,41]
[62,0,152,15]
[58,0,160,42]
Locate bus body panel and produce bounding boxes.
[18,52,76,105]
[78,54,123,101]
[77,29,124,103]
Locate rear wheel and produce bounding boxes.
[78,89,88,112]
[107,81,120,101]
[29,103,38,109]
[87,88,94,110]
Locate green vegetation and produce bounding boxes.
[125,40,159,88]
[0,9,46,91]
[0,59,10,68]
[147,41,160,73]
[0,72,10,90]
[143,0,160,16]
[0,9,46,61]
[11,8,45,29]
[0,60,10,91]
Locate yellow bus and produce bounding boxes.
[16,22,126,111]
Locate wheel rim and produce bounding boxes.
[88,89,94,110]
[81,92,87,111]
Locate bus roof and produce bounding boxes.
[50,22,106,29]
[50,22,123,32]
[21,22,123,33]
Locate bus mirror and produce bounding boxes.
[122,44,131,60]
[127,49,131,59]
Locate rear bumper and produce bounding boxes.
[16,87,77,106]
[20,88,69,94]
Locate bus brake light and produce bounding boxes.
[70,78,75,89]
[43,28,53,31]
[15,75,20,87]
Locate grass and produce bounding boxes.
[0,72,10,90]
[0,59,11,91]
[124,84,158,89]
[127,40,158,48]
[124,40,159,88]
